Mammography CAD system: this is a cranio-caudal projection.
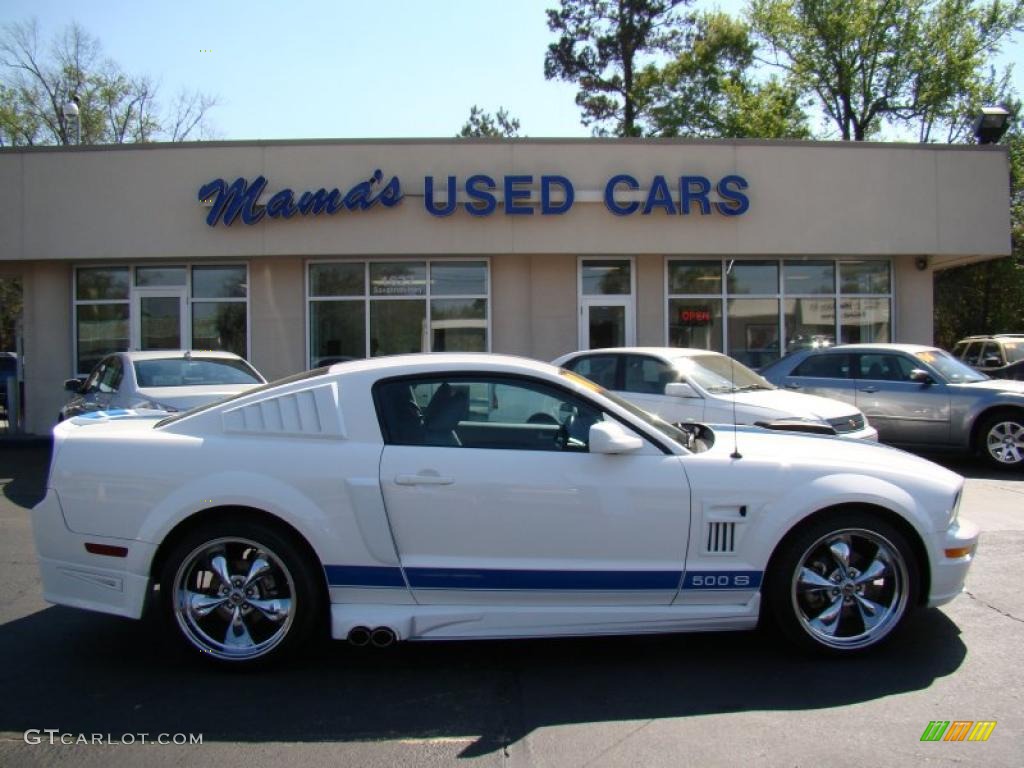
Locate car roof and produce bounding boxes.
[556,347,723,362]
[327,352,558,376]
[816,343,941,354]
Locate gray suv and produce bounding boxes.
[760,343,1024,469]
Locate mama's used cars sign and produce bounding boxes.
[197,170,749,227]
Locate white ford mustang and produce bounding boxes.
[33,354,978,666]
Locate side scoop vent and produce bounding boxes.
[222,383,345,438]
[705,521,737,554]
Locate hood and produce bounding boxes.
[952,379,1024,396]
[135,384,260,411]
[704,424,962,496]
[725,388,859,420]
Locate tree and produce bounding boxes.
[0,19,216,146]
[544,0,691,137]
[457,105,522,137]
[750,0,1024,141]
[639,11,810,138]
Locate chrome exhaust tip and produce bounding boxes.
[347,626,371,647]
[370,626,397,648]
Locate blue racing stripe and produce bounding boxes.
[405,567,682,591]
[324,564,406,588]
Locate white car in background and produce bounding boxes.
[553,347,877,440]
[60,350,266,420]
[34,353,974,667]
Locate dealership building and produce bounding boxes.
[0,138,1012,435]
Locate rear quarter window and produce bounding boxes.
[791,354,851,378]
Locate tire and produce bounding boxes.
[976,412,1024,469]
[159,517,321,666]
[766,511,918,655]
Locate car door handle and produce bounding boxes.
[395,473,455,486]
[859,386,879,393]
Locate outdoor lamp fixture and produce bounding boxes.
[62,95,80,145]
[973,106,1011,145]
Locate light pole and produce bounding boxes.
[62,95,80,145]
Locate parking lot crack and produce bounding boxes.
[965,590,1024,624]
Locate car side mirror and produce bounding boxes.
[64,378,84,393]
[664,382,699,399]
[909,369,934,385]
[589,421,644,454]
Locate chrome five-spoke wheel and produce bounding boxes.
[768,513,918,654]
[161,520,319,665]
[791,528,909,650]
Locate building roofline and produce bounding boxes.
[0,136,1011,156]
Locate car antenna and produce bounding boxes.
[725,259,741,459]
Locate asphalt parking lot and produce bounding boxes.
[0,439,1020,767]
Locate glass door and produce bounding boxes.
[133,288,186,350]
[579,258,635,350]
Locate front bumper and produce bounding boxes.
[32,490,154,619]
[928,518,980,608]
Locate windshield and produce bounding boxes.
[559,370,691,448]
[915,349,988,383]
[674,354,775,394]
[134,358,263,388]
[1003,341,1024,363]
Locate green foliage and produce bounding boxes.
[639,11,810,138]
[544,0,691,137]
[750,0,1024,141]
[0,19,216,146]
[0,277,21,352]
[458,106,522,138]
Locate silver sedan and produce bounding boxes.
[760,343,1024,469]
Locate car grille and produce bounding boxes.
[829,414,865,434]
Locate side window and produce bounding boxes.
[791,353,851,379]
[623,355,677,394]
[82,360,108,393]
[952,341,968,359]
[962,342,982,366]
[97,358,122,393]
[981,342,1004,366]
[857,354,914,382]
[376,376,605,452]
[564,355,618,390]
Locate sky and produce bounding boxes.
[0,0,1017,142]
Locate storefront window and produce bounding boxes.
[308,260,489,366]
[581,260,631,295]
[840,261,891,294]
[840,297,891,343]
[192,302,246,357]
[76,304,129,375]
[135,267,186,287]
[727,261,778,295]
[784,261,834,294]
[73,265,249,375]
[668,298,723,351]
[728,298,780,368]
[668,261,721,295]
[667,258,891,364]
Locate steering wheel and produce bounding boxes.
[554,413,575,451]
